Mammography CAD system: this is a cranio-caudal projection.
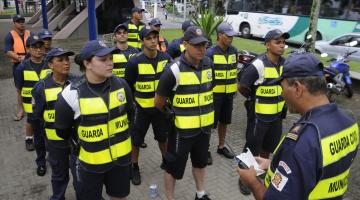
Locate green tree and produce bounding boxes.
[307,0,321,52]
[190,8,224,45]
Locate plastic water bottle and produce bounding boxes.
[149,184,158,198]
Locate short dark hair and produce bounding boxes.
[74,54,93,72]
[286,76,327,95]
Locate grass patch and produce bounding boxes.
[162,29,360,73]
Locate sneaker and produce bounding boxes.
[239,179,251,195]
[37,166,46,176]
[207,151,213,165]
[217,147,235,159]
[25,138,35,151]
[195,194,211,200]
[131,165,141,185]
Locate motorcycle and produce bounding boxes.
[237,50,258,80]
[323,40,357,99]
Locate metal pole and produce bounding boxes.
[87,0,97,40]
[41,0,48,29]
[183,0,186,21]
[14,0,19,14]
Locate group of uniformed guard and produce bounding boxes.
[4,7,359,200]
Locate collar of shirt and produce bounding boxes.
[300,103,337,122]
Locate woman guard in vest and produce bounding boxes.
[14,35,51,176]
[124,26,171,185]
[112,23,139,78]
[32,48,79,200]
[205,23,238,164]
[148,18,168,52]
[238,53,359,200]
[54,40,134,200]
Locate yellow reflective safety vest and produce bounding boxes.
[112,46,138,78]
[127,21,145,49]
[253,57,285,121]
[73,76,132,172]
[210,45,238,95]
[264,104,359,199]
[42,74,74,148]
[171,57,215,137]
[134,52,170,109]
[21,59,51,113]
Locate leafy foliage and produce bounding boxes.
[190,8,224,44]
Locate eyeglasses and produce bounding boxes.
[154,25,161,28]
[15,20,25,24]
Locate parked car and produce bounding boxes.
[315,33,360,62]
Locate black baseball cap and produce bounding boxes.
[26,35,44,47]
[13,14,25,22]
[113,23,128,33]
[183,26,208,44]
[264,29,290,43]
[269,53,324,84]
[217,23,236,36]
[139,25,159,40]
[149,18,162,26]
[181,20,193,32]
[131,7,145,13]
[79,40,116,60]
[46,48,74,60]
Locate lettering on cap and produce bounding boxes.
[145,25,151,29]
[33,35,39,40]
[196,29,203,36]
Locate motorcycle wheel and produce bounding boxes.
[344,85,353,98]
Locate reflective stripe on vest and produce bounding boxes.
[44,86,63,141]
[255,100,285,115]
[134,60,168,108]
[77,83,131,169]
[255,64,284,118]
[127,23,144,49]
[172,62,214,136]
[10,30,30,63]
[113,54,128,78]
[212,53,237,94]
[21,67,51,113]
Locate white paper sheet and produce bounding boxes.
[236,148,265,176]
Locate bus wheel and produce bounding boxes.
[240,24,251,39]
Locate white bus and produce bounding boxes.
[225,0,360,43]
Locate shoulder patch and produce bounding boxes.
[286,124,302,141]
[278,161,292,174]
[271,169,288,191]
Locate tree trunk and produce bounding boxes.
[307,0,321,53]
[208,0,217,14]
